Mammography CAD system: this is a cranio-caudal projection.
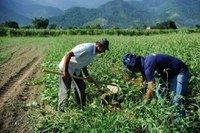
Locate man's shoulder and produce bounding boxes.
[72,43,96,56]
[143,54,157,68]
[146,54,172,60]
[79,43,95,46]
[73,43,94,50]
[145,54,156,61]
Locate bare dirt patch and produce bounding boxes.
[0,44,47,133]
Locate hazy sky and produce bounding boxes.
[32,0,113,10]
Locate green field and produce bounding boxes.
[0,33,200,132]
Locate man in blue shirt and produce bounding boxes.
[123,53,189,115]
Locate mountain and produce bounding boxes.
[49,7,99,28]
[49,0,148,28]
[0,3,31,26]
[32,0,113,10]
[97,0,147,28]
[49,0,200,28]
[0,0,63,26]
[139,0,200,27]
[1,0,200,28]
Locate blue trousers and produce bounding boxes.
[156,70,189,116]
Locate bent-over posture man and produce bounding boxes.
[58,38,109,110]
[123,53,189,116]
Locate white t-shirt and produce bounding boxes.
[59,43,96,75]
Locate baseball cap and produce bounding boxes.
[122,53,138,71]
[97,38,109,50]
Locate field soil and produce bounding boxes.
[0,44,47,133]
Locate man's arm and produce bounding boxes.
[146,81,154,99]
[63,51,74,77]
[82,67,93,81]
[82,66,90,77]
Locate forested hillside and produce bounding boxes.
[49,0,200,28]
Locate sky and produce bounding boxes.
[32,0,113,10]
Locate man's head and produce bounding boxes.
[123,53,141,72]
[96,38,109,53]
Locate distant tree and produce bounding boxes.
[111,26,119,29]
[1,21,19,28]
[85,25,91,29]
[85,24,101,29]
[21,25,33,29]
[91,24,102,29]
[196,24,200,29]
[68,27,78,29]
[153,20,177,29]
[32,17,49,29]
[0,22,5,28]
[49,24,57,29]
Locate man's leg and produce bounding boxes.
[169,71,189,116]
[72,73,86,107]
[57,76,71,110]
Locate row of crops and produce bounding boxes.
[0,28,200,37]
[32,33,200,132]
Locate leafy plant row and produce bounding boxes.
[0,28,200,37]
[37,34,200,132]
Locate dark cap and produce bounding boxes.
[97,38,109,50]
[123,53,140,70]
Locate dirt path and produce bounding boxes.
[0,45,47,133]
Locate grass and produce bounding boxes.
[0,33,200,132]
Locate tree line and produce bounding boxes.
[1,17,200,29]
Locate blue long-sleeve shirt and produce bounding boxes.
[141,54,188,82]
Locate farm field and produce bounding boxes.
[0,33,200,132]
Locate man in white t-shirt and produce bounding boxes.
[58,38,109,110]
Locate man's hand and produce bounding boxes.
[146,88,153,99]
[146,81,154,100]
[62,71,70,78]
[143,98,151,105]
[86,75,94,82]
[143,89,153,105]
[144,86,154,105]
